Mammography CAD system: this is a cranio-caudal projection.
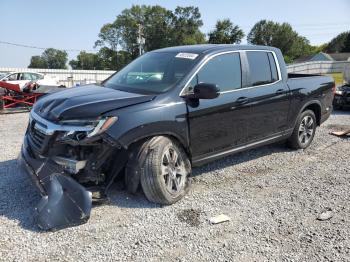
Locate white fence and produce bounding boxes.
[0,67,115,87]
[287,61,350,74]
[1,61,349,87]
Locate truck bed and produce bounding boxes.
[288,73,323,79]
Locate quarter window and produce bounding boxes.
[189,53,242,92]
[246,51,279,86]
[267,53,279,82]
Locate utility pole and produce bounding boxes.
[137,24,145,56]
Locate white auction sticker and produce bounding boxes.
[175,53,199,60]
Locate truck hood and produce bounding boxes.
[33,84,155,121]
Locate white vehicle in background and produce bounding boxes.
[0,72,59,90]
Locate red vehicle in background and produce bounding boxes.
[0,80,64,111]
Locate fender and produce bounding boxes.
[115,122,190,153]
[293,99,322,127]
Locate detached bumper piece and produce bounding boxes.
[21,138,93,231]
[35,174,92,231]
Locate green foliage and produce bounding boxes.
[325,31,350,53]
[208,19,244,44]
[247,20,313,62]
[97,47,132,70]
[28,48,68,69]
[95,5,205,61]
[28,55,47,69]
[69,51,102,70]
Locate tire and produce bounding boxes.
[127,136,191,205]
[287,110,317,149]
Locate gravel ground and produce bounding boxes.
[0,110,349,261]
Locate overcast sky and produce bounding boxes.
[0,0,349,68]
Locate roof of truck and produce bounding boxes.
[153,44,279,54]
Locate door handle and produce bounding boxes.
[235,96,249,104]
[275,89,285,95]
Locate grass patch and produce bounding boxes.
[327,72,344,86]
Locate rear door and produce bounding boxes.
[186,52,251,160]
[242,51,290,141]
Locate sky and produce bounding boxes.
[0,0,349,68]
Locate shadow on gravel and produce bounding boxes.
[106,183,161,209]
[0,158,41,232]
[332,108,350,115]
[192,142,290,177]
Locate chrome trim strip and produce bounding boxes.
[179,49,282,97]
[193,133,284,163]
[30,110,94,135]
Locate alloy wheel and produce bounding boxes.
[298,115,315,146]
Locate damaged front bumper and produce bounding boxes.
[20,136,92,231]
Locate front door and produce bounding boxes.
[185,52,250,160]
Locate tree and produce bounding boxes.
[208,19,244,44]
[95,5,206,60]
[325,31,350,53]
[28,55,47,68]
[97,47,132,70]
[171,6,206,45]
[28,48,68,69]
[69,51,102,70]
[247,20,313,62]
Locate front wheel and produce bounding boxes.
[287,110,317,149]
[128,136,191,205]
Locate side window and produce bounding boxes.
[189,53,242,93]
[31,73,42,80]
[7,73,18,81]
[21,73,33,80]
[246,51,278,86]
[267,53,279,82]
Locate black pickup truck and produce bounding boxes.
[20,45,334,230]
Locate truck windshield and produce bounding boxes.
[103,52,198,94]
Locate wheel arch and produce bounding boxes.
[125,132,192,160]
[299,100,322,126]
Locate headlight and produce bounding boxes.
[86,117,118,137]
[58,116,118,140]
[335,90,344,95]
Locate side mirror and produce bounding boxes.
[191,83,220,99]
[2,78,8,82]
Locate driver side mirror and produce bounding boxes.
[2,78,8,82]
[189,83,220,99]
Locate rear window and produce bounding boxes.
[246,51,279,86]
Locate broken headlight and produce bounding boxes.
[57,116,118,141]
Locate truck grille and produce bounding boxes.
[28,119,53,154]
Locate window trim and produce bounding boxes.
[179,49,282,97]
[190,51,242,93]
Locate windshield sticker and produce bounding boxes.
[175,53,198,60]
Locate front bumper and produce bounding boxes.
[20,135,92,231]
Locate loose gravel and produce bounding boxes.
[0,110,349,261]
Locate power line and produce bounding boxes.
[0,40,96,53]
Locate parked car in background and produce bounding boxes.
[0,72,59,90]
[333,84,350,109]
[20,44,334,230]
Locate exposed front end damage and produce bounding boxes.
[20,110,126,231]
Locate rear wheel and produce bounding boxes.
[127,136,191,205]
[287,110,317,149]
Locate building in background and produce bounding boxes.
[295,52,350,64]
